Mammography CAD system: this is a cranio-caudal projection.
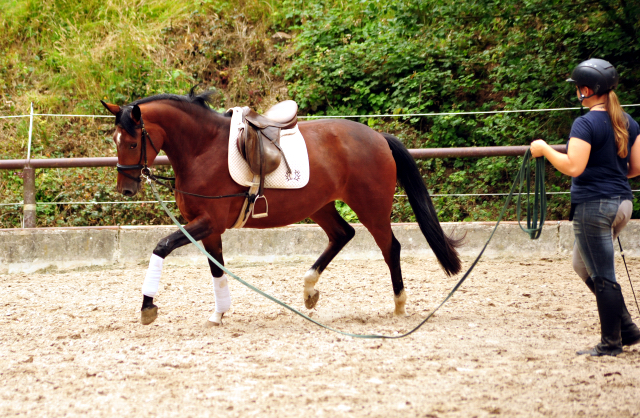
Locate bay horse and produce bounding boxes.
[101,90,462,326]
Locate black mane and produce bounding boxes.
[116,88,225,136]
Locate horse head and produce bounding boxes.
[101,101,165,196]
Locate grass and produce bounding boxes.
[0,0,302,227]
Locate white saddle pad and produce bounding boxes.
[227,107,310,189]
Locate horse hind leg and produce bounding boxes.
[388,234,406,316]
[304,202,356,309]
[370,228,405,316]
[345,199,406,316]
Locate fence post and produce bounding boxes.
[23,166,36,228]
[23,102,36,228]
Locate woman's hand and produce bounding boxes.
[530,139,548,158]
[530,137,590,177]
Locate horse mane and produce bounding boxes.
[117,87,228,136]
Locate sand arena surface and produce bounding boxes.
[1,255,640,417]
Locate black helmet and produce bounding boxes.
[567,58,619,95]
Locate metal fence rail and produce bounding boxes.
[2,102,591,228]
[0,145,567,227]
[0,145,567,170]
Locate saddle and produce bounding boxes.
[235,100,298,218]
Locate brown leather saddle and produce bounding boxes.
[237,100,298,189]
[234,100,298,223]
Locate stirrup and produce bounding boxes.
[251,195,269,218]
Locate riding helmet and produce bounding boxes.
[566,58,619,95]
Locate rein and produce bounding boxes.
[117,115,249,201]
[147,149,546,339]
[146,172,250,200]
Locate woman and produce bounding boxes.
[530,58,640,356]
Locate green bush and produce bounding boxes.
[285,0,640,221]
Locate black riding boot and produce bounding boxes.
[584,277,640,346]
[577,276,623,356]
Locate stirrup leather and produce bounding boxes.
[231,175,267,228]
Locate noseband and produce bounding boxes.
[116,116,159,183]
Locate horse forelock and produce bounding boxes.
[115,106,137,138]
[117,90,227,137]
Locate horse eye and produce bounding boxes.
[129,143,138,149]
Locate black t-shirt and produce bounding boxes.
[568,111,639,204]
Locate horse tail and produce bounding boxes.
[381,132,463,276]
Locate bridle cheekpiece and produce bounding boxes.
[116,115,159,183]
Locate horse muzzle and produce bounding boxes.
[116,163,144,196]
[117,173,141,196]
[118,181,140,197]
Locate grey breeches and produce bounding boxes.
[572,199,633,282]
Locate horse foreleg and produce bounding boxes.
[140,218,213,325]
[201,234,230,327]
[305,203,356,309]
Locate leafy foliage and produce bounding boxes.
[285,0,640,220]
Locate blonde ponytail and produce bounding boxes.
[607,90,629,158]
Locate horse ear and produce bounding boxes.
[101,100,120,115]
[131,105,141,123]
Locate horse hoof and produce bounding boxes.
[140,306,158,325]
[304,290,320,309]
[206,312,224,327]
[393,308,407,317]
[393,290,407,317]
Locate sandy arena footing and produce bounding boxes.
[1,254,639,417]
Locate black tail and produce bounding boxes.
[382,132,463,276]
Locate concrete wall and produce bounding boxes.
[1,221,639,274]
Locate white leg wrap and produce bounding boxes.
[141,254,164,297]
[213,274,231,314]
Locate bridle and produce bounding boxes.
[115,112,250,200]
[116,117,158,183]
